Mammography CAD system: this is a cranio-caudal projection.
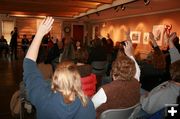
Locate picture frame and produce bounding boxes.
[130,31,141,43]
[143,32,149,44]
[152,25,164,46]
[92,25,99,39]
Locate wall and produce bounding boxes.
[0,16,62,45]
[92,10,180,59]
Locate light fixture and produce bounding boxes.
[114,6,120,12]
[96,12,100,16]
[86,15,89,19]
[144,0,150,6]
[121,4,125,11]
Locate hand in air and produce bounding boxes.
[37,17,54,37]
[124,40,134,57]
[169,32,177,42]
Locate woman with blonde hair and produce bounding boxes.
[23,17,95,119]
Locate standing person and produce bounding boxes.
[23,17,95,119]
[21,34,29,56]
[10,27,19,59]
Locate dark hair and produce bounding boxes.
[170,60,180,83]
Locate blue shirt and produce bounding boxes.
[23,58,96,119]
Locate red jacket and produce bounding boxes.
[81,73,97,97]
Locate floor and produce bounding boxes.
[0,50,35,119]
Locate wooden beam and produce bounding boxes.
[71,0,113,4]
[0,10,78,17]
[0,5,88,13]
[0,0,100,9]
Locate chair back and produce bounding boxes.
[91,61,107,75]
[100,103,139,119]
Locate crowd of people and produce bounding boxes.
[7,17,179,119]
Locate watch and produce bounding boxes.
[64,26,71,33]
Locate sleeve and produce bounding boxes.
[23,58,50,105]
[129,56,141,82]
[91,88,107,109]
[169,47,180,63]
[140,82,173,114]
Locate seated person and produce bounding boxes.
[23,17,95,119]
[129,32,180,119]
[0,35,9,54]
[140,32,168,91]
[92,39,141,119]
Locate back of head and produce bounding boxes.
[51,61,88,106]
[111,51,136,81]
[170,60,180,83]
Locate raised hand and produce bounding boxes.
[25,17,54,61]
[149,32,158,47]
[168,32,177,48]
[125,27,131,41]
[124,40,134,57]
[37,17,54,37]
[169,32,177,42]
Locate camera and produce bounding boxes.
[120,41,126,46]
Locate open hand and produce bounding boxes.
[124,40,134,57]
[169,32,177,42]
[37,17,54,37]
[149,32,158,47]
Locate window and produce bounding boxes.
[2,20,14,44]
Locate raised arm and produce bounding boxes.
[149,32,158,48]
[25,17,54,61]
[124,31,141,81]
[168,32,180,63]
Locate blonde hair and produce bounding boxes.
[51,61,88,107]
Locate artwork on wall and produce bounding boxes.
[92,25,99,39]
[130,31,141,43]
[143,32,149,45]
[152,25,164,46]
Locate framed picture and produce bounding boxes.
[152,25,164,46]
[130,31,141,43]
[92,25,99,39]
[143,32,149,44]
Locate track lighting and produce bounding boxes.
[121,4,125,11]
[144,0,150,6]
[96,12,100,16]
[114,6,120,12]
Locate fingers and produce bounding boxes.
[169,32,177,41]
[149,32,154,40]
[43,17,54,28]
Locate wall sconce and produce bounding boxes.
[144,0,150,6]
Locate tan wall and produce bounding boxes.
[16,18,62,43]
[94,10,180,59]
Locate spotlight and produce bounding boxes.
[121,4,125,11]
[86,15,89,19]
[144,0,150,6]
[114,6,120,12]
[96,12,100,16]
